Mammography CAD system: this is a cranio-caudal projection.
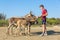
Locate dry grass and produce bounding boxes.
[0,26,60,40]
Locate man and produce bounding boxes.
[40,5,48,36]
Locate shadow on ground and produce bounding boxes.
[31,30,60,36]
[47,30,60,35]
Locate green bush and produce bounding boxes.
[37,18,60,25]
[0,20,8,27]
[0,18,60,27]
[37,18,42,25]
[47,18,60,25]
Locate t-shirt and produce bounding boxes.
[42,9,47,20]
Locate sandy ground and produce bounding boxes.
[0,26,60,40]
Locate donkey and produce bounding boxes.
[6,17,31,35]
[7,14,38,35]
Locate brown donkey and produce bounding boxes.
[7,17,31,35]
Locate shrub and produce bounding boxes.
[0,20,8,27]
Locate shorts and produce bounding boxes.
[42,19,46,24]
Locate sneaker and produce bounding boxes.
[39,33,44,36]
[44,32,48,36]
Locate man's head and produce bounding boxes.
[40,5,44,10]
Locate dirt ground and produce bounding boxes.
[0,26,60,40]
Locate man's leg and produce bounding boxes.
[40,20,47,36]
[40,24,45,36]
[42,23,47,36]
[42,24,45,34]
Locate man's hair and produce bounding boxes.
[40,5,44,8]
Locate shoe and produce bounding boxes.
[39,33,44,36]
[44,32,48,36]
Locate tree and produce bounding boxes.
[0,13,6,20]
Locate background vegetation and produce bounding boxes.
[0,13,60,27]
[37,17,60,27]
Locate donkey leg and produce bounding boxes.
[10,25,14,35]
[6,24,12,35]
[27,23,31,35]
[16,24,22,36]
[27,26,30,35]
[22,25,26,35]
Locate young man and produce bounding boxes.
[40,5,48,36]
